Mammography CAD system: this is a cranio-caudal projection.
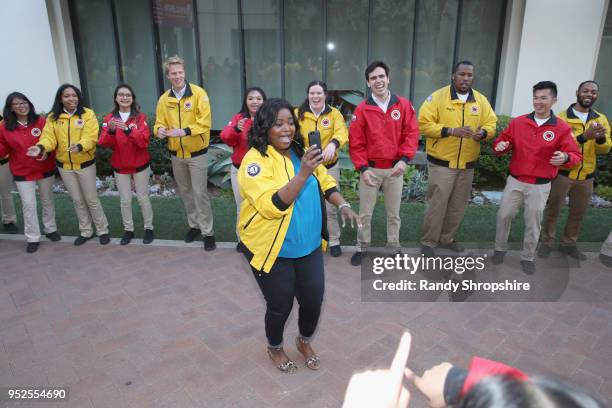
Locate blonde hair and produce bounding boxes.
[163,56,185,74]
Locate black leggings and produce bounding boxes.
[248,247,325,347]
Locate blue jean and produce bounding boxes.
[247,246,325,347]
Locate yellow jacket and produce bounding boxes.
[419,85,497,169]
[558,105,611,180]
[38,108,99,170]
[296,105,348,167]
[238,146,337,273]
[154,83,212,158]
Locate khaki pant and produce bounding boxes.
[326,164,341,247]
[357,167,403,251]
[495,175,551,261]
[59,165,109,237]
[542,175,592,246]
[171,153,214,236]
[0,162,17,224]
[421,163,474,247]
[230,165,242,239]
[601,230,612,258]
[115,167,154,232]
[15,176,57,242]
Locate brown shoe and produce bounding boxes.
[267,346,297,374]
[296,337,320,370]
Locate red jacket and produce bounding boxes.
[0,117,57,181]
[444,357,528,404]
[220,113,251,167]
[492,113,582,183]
[99,112,151,174]
[349,94,420,171]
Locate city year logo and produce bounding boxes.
[471,105,479,114]
[129,123,137,130]
[543,131,555,142]
[31,128,41,137]
[184,101,192,110]
[391,110,401,120]
[246,163,261,177]
[75,119,84,128]
[321,118,330,128]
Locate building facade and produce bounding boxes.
[1,0,610,130]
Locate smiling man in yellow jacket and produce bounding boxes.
[540,80,611,260]
[154,56,215,250]
[418,61,497,256]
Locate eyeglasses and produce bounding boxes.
[117,93,133,98]
[11,102,28,107]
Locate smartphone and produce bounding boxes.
[308,130,322,151]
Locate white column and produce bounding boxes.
[497,0,608,116]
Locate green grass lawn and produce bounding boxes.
[9,193,610,249]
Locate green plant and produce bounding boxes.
[473,114,512,188]
[207,144,232,188]
[595,184,612,200]
[596,154,612,186]
[403,166,427,202]
[339,168,360,201]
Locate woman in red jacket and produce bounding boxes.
[0,92,60,253]
[99,84,154,245]
[220,86,266,244]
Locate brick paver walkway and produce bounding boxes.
[1,236,611,407]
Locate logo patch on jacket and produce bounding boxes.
[31,128,41,137]
[391,110,401,120]
[351,114,357,122]
[75,119,84,128]
[426,95,433,102]
[184,101,192,111]
[321,118,330,128]
[471,105,479,114]
[246,163,261,177]
[543,131,555,141]
[129,123,137,130]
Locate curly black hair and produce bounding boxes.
[248,98,304,158]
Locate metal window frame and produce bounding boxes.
[69,0,509,126]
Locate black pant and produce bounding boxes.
[247,247,325,347]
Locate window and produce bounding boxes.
[71,0,119,113]
[115,0,159,115]
[595,4,612,114]
[153,0,200,89]
[284,0,324,105]
[70,0,507,128]
[412,0,459,108]
[197,0,242,128]
[456,0,505,101]
[326,0,368,94]
[243,0,281,98]
[370,0,416,100]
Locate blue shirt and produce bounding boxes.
[278,151,322,258]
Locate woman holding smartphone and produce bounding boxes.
[238,98,359,373]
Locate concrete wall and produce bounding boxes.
[0,0,62,112]
[508,0,608,116]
